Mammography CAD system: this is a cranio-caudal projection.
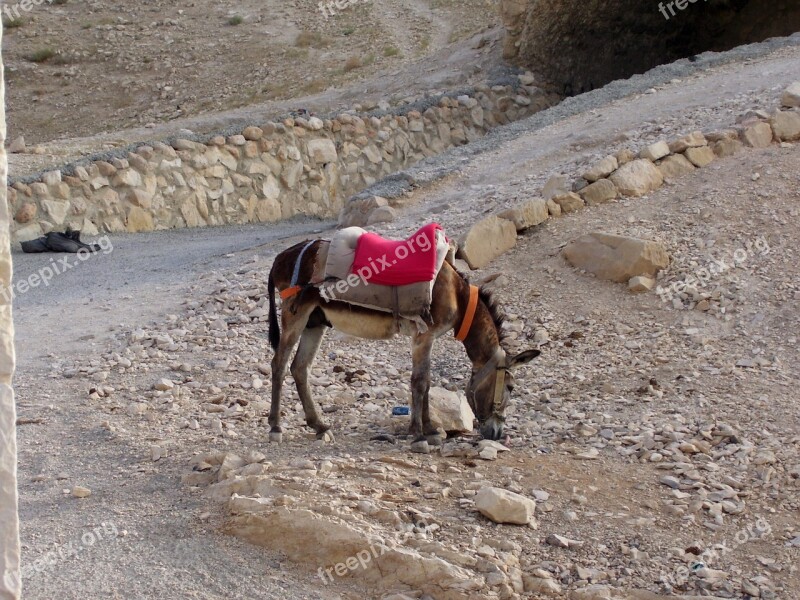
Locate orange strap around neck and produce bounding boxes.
[280,285,302,300]
[455,285,479,342]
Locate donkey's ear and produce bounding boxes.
[507,349,540,369]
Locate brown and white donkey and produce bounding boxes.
[267,239,540,444]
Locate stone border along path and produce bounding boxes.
[441,83,800,278]
[7,77,559,246]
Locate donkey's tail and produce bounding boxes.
[268,268,280,351]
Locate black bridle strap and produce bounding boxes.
[469,348,507,415]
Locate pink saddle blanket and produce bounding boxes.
[350,223,444,286]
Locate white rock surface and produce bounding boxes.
[474,487,536,525]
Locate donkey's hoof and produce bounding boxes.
[410,440,430,454]
[269,431,283,443]
[317,430,335,443]
[425,433,444,447]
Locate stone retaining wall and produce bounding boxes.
[7,83,557,245]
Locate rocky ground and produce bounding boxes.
[11,34,800,600]
[2,0,497,146]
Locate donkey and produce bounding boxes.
[266,239,540,444]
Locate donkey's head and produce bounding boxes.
[466,348,540,440]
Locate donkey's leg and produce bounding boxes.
[409,333,441,445]
[269,304,315,442]
[290,326,333,441]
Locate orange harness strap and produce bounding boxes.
[280,285,302,300]
[455,285,480,342]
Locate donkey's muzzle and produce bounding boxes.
[480,416,504,441]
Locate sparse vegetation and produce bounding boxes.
[341,26,356,36]
[343,55,362,72]
[52,0,69,4]
[2,16,26,30]
[25,48,57,64]
[227,15,244,26]
[295,30,329,49]
[383,46,400,57]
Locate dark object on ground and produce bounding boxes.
[392,406,410,416]
[21,230,101,254]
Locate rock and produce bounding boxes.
[127,207,154,232]
[769,110,800,141]
[428,387,474,433]
[14,203,37,224]
[542,174,569,199]
[741,122,773,148]
[410,440,430,454]
[563,233,670,283]
[306,138,337,164]
[478,447,498,460]
[628,276,655,293]
[609,159,664,196]
[366,205,397,225]
[551,191,584,213]
[497,198,549,231]
[546,198,562,216]
[684,146,716,167]
[230,507,484,597]
[615,148,636,165]
[474,487,536,525]
[338,195,388,227]
[582,155,618,182]
[639,141,670,162]
[712,137,743,158]
[71,486,92,498]
[545,533,582,548]
[154,378,175,391]
[579,179,618,206]
[457,215,517,269]
[40,199,69,225]
[523,574,562,595]
[242,126,263,140]
[668,131,707,153]
[657,154,695,179]
[8,136,25,153]
[15,223,44,243]
[781,81,800,108]
[659,475,681,489]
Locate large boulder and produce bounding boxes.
[769,110,800,141]
[657,154,695,180]
[457,216,517,269]
[497,198,549,231]
[563,233,670,283]
[474,487,536,525]
[609,159,664,197]
[428,388,474,433]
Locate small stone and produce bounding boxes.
[741,122,773,148]
[551,192,584,213]
[479,447,498,460]
[659,475,681,489]
[154,378,175,391]
[457,215,517,269]
[410,440,430,454]
[668,131,706,153]
[628,275,655,293]
[657,154,695,179]
[72,486,92,498]
[579,179,618,206]
[474,487,536,525]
